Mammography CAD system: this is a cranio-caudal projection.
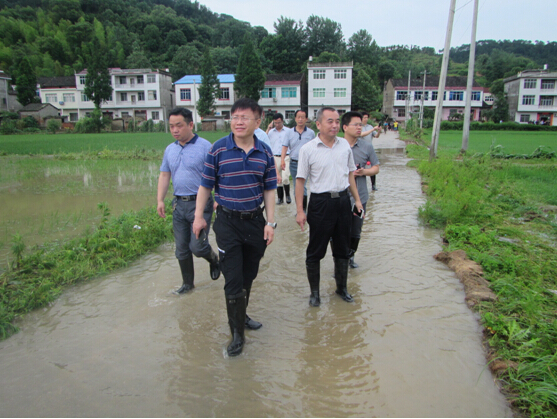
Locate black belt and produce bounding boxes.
[312,189,348,198]
[176,195,197,201]
[274,155,281,157]
[218,205,264,219]
[291,159,298,162]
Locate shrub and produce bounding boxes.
[46,119,61,133]
[0,119,20,135]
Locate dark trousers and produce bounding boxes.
[172,196,214,260]
[306,193,352,263]
[350,202,367,239]
[213,207,267,295]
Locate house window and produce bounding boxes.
[63,93,75,103]
[396,91,407,100]
[449,91,463,101]
[313,70,325,79]
[334,69,347,79]
[281,87,297,98]
[119,76,126,85]
[520,114,530,123]
[261,88,276,98]
[69,113,78,122]
[334,88,346,98]
[148,90,157,100]
[81,93,89,101]
[138,91,145,101]
[541,80,555,90]
[285,110,296,120]
[522,95,535,105]
[120,92,127,101]
[45,94,57,103]
[147,75,156,83]
[121,112,129,117]
[540,96,554,106]
[414,91,429,101]
[79,75,86,85]
[397,108,405,117]
[219,87,230,100]
[180,88,191,100]
[137,75,144,84]
[313,88,325,98]
[222,111,230,119]
[432,91,438,101]
[152,111,160,120]
[523,78,537,89]
[471,91,481,101]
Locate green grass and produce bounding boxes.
[406,134,557,417]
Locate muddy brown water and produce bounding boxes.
[0,146,512,417]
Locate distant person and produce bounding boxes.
[157,108,220,294]
[193,98,277,357]
[267,113,292,204]
[360,112,380,191]
[254,126,271,146]
[281,110,315,212]
[383,121,388,133]
[296,107,363,307]
[394,121,398,131]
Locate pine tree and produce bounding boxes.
[197,49,220,117]
[234,34,266,101]
[16,57,39,106]
[84,37,113,132]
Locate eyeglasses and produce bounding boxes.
[348,123,363,127]
[231,116,258,122]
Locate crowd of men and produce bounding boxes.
[157,99,380,357]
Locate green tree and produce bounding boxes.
[347,29,379,68]
[84,37,112,132]
[234,33,265,101]
[197,49,220,117]
[15,56,39,106]
[352,64,382,112]
[304,15,345,58]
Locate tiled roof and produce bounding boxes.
[38,76,76,88]
[174,74,235,84]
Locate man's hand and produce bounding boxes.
[192,217,207,239]
[354,168,365,177]
[296,211,306,231]
[157,201,166,218]
[264,225,275,245]
[354,200,365,220]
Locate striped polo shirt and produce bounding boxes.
[201,132,277,211]
[160,134,212,196]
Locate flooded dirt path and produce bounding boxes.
[0,132,511,417]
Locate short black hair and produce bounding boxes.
[294,109,308,118]
[169,107,193,124]
[273,113,284,121]
[231,98,263,119]
[341,111,362,133]
[360,111,369,117]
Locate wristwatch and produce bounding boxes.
[266,221,277,229]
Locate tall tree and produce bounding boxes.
[84,37,112,132]
[234,33,265,101]
[16,57,39,106]
[304,15,345,58]
[352,64,382,112]
[197,49,220,117]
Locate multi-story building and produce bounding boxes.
[174,74,235,123]
[0,70,22,112]
[504,68,557,125]
[259,73,305,121]
[38,68,174,123]
[383,76,487,122]
[307,61,353,120]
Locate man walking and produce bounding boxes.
[340,111,379,268]
[296,107,363,307]
[267,113,291,204]
[281,110,314,212]
[360,111,380,191]
[157,108,220,294]
[193,98,277,357]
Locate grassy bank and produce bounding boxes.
[0,201,173,340]
[405,135,557,416]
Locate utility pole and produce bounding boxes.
[461,0,479,153]
[419,71,428,129]
[430,0,457,161]
[193,79,198,128]
[405,70,411,128]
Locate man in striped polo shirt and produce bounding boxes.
[296,107,364,307]
[157,108,220,295]
[193,98,277,357]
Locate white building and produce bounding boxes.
[1,69,22,112]
[39,68,174,123]
[307,61,353,120]
[504,69,557,125]
[259,73,304,122]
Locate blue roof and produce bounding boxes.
[174,74,235,85]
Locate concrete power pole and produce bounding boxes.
[461,0,479,153]
[420,71,428,129]
[429,0,457,161]
[406,70,411,127]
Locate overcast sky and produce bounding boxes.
[200,0,556,51]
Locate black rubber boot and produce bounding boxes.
[334,258,354,302]
[306,262,321,307]
[245,287,262,330]
[175,255,194,294]
[205,249,220,280]
[284,184,292,204]
[226,290,247,357]
[277,186,284,204]
[302,195,308,212]
[349,237,360,269]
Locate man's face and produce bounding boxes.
[231,108,260,139]
[343,116,362,138]
[362,115,369,125]
[169,115,194,143]
[316,109,340,140]
[274,118,284,130]
[295,112,307,128]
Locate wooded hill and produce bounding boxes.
[1,0,555,110]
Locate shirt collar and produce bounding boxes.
[225,132,264,151]
[176,134,198,146]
